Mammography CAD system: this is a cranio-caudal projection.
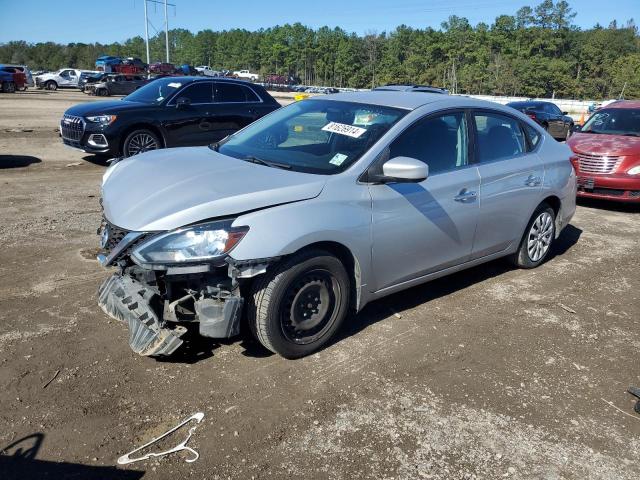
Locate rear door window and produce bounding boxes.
[178,82,214,104]
[473,112,527,162]
[216,83,249,102]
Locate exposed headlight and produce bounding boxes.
[627,165,640,175]
[85,115,117,125]
[131,221,248,265]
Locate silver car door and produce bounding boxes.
[471,110,544,258]
[368,110,480,292]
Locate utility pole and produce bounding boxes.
[143,0,150,65]
[141,0,175,64]
[164,0,169,63]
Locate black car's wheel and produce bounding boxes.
[509,203,556,269]
[45,81,57,91]
[247,249,350,359]
[122,129,161,157]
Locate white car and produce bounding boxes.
[195,66,217,77]
[35,68,98,90]
[233,69,259,81]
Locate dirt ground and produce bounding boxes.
[0,89,639,480]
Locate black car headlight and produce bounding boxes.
[85,115,117,125]
[131,220,248,265]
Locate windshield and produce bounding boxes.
[582,108,640,136]
[217,99,407,174]
[123,77,185,105]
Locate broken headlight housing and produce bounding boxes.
[131,220,248,266]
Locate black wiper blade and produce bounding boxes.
[621,133,640,137]
[243,155,291,170]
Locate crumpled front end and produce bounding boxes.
[96,217,249,357]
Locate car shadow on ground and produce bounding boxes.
[577,197,640,213]
[0,155,41,168]
[0,433,144,480]
[332,223,583,353]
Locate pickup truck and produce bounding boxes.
[233,69,259,81]
[35,68,98,90]
[195,65,218,76]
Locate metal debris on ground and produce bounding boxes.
[558,303,577,314]
[117,412,205,465]
[42,369,60,389]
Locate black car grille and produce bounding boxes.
[99,215,153,261]
[60,114,85,142]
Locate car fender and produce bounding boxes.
[230,177,374,308]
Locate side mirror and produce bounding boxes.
[570,124,582,134]
[562,111,569,115]
[176,97,191,109]
[379,156,428,183]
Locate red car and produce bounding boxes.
[567,101,640,203]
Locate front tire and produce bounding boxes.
[45,81,57,91]
[122,129,160,157]
[509,203,556,269]
[247,249,351,359]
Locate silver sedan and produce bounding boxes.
[97,91,577,358]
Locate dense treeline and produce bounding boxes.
[1,0,639,99]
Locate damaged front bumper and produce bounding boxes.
[98,269,244,356]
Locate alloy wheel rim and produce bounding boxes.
[527,212,553,262]
[127,133,158,156]
[280,268,340,345]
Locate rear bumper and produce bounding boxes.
[576,174,640,203]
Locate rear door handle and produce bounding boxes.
[525,175,542,187]
[454,189,477,203]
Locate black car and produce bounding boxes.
[91,74,147,96]
[60,77,281,157]
[506,101,574,140]
[79,72,107,92]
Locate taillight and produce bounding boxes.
[526,113,537,120]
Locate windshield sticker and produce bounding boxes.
[329,153,348,166]
[322,122,367,138]
[167,82,182,88]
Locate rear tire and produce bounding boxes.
[246,249,350,359]
[509,203,556,269]
[122,129,161,157]
[45,81,57,91]
[1,81,16,93]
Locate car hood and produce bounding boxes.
[65,100,149,116]
[568,132,640,156]
[102,147,327,231]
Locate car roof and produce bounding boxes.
[313,91,517,112]
[603,100,640,110]
[373,84,448,94]
[170,76,256,85]
[507,100,547,107]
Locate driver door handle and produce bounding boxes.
[525,175,542,187]
[454,188,477,203]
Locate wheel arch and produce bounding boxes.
[540,195,561,216]
[119,123,166,155]
[289,240,363,313]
